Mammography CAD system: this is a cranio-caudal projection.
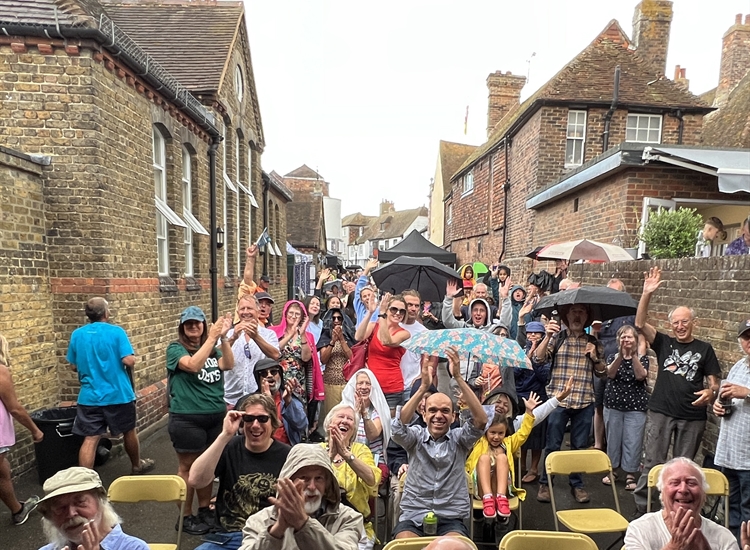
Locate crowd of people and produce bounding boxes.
[3,242,750,550]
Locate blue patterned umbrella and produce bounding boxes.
[403,328,531,369]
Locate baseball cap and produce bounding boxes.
[739,319,750,338]
[255,291,274,304]
[37,467,105,512]
[260,274,270,283]
[254,358,283,374]
[180,305,206,324]
[526,321,546,334]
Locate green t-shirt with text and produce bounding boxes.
[166,341,226,415]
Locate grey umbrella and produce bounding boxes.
[371,256,462,302]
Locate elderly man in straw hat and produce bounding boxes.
[36,466,148,550]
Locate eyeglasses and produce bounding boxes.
[389,307,406,316]
[242,414,270,424]
[257,368,280,378]
[332,315,343,321]
[244,343,252,359]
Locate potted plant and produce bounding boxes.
[640,207,703,259]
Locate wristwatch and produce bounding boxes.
[346,453,355,463]
[378,313,386,318]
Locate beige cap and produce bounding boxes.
[37,467,105,512]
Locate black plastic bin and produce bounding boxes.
[31,406,84,485]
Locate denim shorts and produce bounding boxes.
[392,516,468,538]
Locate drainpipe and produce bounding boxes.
[498,138,510,262]
[669,108,685,144]
[208,135,221,322]
[262,174,269,277]
[602,65,621,153]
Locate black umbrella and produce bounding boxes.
[371,256,461,302]
[533,285,638,324]
[526,245,556,261]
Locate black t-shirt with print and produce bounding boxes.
[214,437,291,532]
[648,331,721,421]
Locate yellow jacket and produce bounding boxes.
[465,413,534,501]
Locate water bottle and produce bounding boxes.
[423,511,438,535]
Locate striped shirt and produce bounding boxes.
[714,357,750,470]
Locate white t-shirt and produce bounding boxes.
[223,325,280,406]
[399,321,427,390]
[624,511,738,550]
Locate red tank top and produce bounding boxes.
[368,328,406,394]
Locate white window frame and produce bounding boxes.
[462,171,474,196]
[235,65,244,103]
[446,203,453,225]
[152,128,187,276]
[182,147,193,276]
[222,125,229,276]
[626,114,662,144]
[235,131,241,274]
[565,110,587,167]
[638,197,676,257]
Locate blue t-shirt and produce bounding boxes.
[66,322,136,406]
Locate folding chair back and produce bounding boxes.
[544,449,628,542]
[500,530,598,550]
[108,475,187,550]
[383,535,478,549]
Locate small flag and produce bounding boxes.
[256,227,270,248]
[464,105,469,135]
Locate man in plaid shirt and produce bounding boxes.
[533,304,606,504]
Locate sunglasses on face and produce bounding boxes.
[389,307,406,316]
[242,414,270,424]
[332,315,343,321]
[257,368,280,378]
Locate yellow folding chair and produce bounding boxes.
[467,452,523,540]
[383,535,478,549]
[646,464,730,527]
[545,450,628,549]
[499,530,598,550]
[108,475,187,550]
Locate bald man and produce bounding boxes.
[631,267,720,517]
[424,536,475,550]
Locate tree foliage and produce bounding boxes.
[641,207,703,259]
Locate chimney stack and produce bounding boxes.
[379,200,395,216]
[632,0,673,76]
[486,71,526,137]
[673,64,689,92]
[714,13,750,108]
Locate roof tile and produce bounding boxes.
[702,70,750,148]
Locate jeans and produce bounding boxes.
[194,531,243,550]
[632,411,705,511]
[723,467,750,545]
[603,408,647,473]
[539,403,595,488]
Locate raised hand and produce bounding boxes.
[379,293,392,314]
[523,391,540,413]
[519,298,534,317]
[545,319,561,336]
[364,258,378,275]
[446,278,460,298]
[223,410,243,436]
[208,320,224,342]
[556,375,574,401]
[220,312,233,337]
[445,347,461,380]
[499,277,512,299]
[246,244,259,258]
[642,266,663,295]
[318,268,331,281]
[419,353,434,388]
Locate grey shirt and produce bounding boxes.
[391,415,483,523]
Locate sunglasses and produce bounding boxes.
[388,307,406,316]
[257,368,281,378]
[242,414,270,424]
[332,315,343,321]
[244,343,252,359]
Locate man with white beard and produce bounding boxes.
[36,467,148,550]
[239,444,363,550]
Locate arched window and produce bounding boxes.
[235,65,244,103]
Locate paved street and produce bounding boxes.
[2,420,640,550]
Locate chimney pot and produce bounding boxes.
[680,68,686,78]
[674,64,681,79]
[745,14,750,25]
[736,13,743,24]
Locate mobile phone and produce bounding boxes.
[201,533,233,546]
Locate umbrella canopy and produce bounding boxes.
[377,229,456,264]
[322,279,343,292]
[534,285,638,324]
[371,256,461,302]
[402,328,531,369]
[536,239,634,263]
[460,262,489,279]
[526,246,556,261]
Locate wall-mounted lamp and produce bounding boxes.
[216,227,225,249]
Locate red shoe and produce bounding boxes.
[496,495,511,517]
[482,495,496,518]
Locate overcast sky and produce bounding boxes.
[245,0,750,218]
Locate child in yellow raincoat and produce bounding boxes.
[465,392,540,519]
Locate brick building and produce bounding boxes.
[283,165,329,257]
[445,1,750,276]
[0,0,279,475]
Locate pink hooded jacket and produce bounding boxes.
[269,300,325,402]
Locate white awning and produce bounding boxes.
[155,198,187,228]
[267,242,277,256]
[643,146,750,194]
[237,182,260,207]
[273,242,283,256]
[182,209,209,236]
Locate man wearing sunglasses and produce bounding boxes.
[189,393,291,550]
[253,358,308,446]
[224,294,281,409]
